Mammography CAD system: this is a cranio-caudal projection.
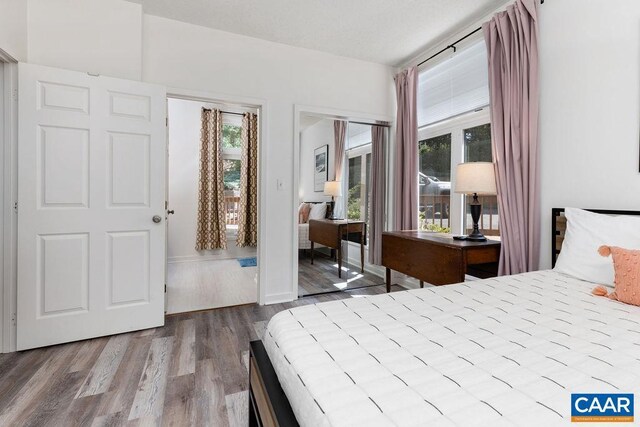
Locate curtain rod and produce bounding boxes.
[202,108,249,117]
[416,0,544,68]
[349,120,391,128]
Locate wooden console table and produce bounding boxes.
[381,231,500,292]
[309,219,366,278]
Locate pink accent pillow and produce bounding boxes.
[592,245,640,307]
[298,203,311,224]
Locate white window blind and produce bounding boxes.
[347,123,372,150]
[417,40,489,127]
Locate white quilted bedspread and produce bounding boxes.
[298,224,324,250]
[263,270,640,426]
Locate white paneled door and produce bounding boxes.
[17,63,166,350]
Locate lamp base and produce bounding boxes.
[466,192,486,242]
[464,233,487,242]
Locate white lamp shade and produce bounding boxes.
[324,181,342,197]
[454,162,497,195]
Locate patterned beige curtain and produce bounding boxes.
[196,108,227,250]
[237,113,259,247]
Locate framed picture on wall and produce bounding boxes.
[314,145,329,192]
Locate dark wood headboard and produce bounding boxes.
[551,208,640,267]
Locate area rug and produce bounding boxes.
[237,257,257,267]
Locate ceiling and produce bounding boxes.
[126,0,509,66]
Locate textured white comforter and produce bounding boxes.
[263,270,640,426]
[298,223,325,250]
[298,223,312,250]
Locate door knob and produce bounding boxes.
[167,210,175,215]
[152,215,162,223]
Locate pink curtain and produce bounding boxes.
[394,67,418,231]
[368,126,386,265]
[333,120,347,218]
[483,0,540,275]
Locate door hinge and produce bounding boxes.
[13,201,17,212]
[11,312,16,326]
[166,117,168,127]
[164,284,167,293]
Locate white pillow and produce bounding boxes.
[554,208,640,286]
[308,203,327,220]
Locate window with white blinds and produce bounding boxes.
[417,40,489,127]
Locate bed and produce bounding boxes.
[298,223,314,251]
[298,202,332,251]
[250,208,640,426]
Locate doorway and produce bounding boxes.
[166,97,260,314]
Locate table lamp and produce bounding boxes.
[324,181,342,220]
[454,162,497,242]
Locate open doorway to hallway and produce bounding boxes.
[166,97,259,314]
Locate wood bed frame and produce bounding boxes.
[250,207,640,426]
[551,207,640,267]
[248,340,298,427]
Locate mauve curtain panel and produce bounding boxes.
[237,113,259,247]
[394,67,418,231]
[333,120,347,218]
[368,125,386,265]
[484,0,540,275]
[196,108,227,250]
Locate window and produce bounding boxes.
[463,124,498,235]
[419,133,451,232]
[222,117,242,228]
[417,40,489,127]
[417,116,499,237]
[416,39,498,237]
[222,123,242,149]
[347,156,362,220]
[223,159,241,192]
[347,153,371,223]
[345,123,373,244]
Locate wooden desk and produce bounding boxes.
[309,219,366,278]
[381,231,500,292]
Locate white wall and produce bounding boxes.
[299,119,335,203]
[0,0,27,61]
[167,98,256,262]
[15,0,394,304]
[143,15,394,303]
[2,0,394,304]
[538,0,640,268]
[27,0,143,80]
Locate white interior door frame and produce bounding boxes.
[166,87,269,305]
[292,104,394,301]
[1,54,18,353]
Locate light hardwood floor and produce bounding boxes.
[0,284,405,426]
[298,251,385,297]
[166,259,258,314]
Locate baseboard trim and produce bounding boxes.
[168,254,256,264]
[344,254,385,281]
[264,292,296,306]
